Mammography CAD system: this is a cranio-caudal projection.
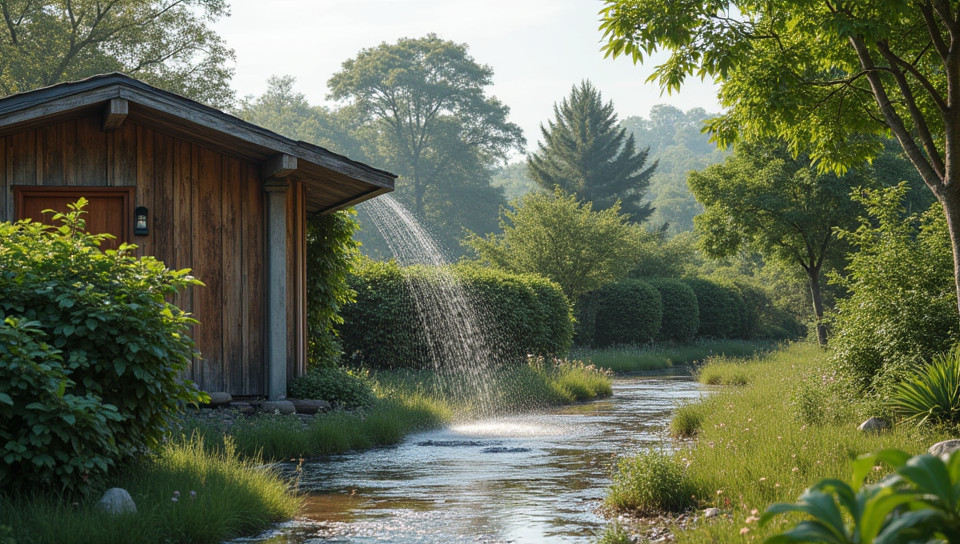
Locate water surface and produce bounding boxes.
[236,375,702,544]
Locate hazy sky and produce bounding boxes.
[213,0,721,152]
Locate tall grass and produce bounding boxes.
[605,342,950,543]
[572,339,770,373]
[184,358,612,462]
[0,435,299,544]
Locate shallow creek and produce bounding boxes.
[233,374,703,544]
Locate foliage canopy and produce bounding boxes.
[0,0,235,106]
[599,0,960,319]
[464,188,646,302]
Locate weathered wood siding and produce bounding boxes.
[0,114,308,396]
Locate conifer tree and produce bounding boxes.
[527,81,657,223]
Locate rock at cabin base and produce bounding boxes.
[261,400,296,415]
[291,399,332,414]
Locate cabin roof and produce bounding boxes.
[0,73,395,213]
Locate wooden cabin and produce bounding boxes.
[0,73,396,399]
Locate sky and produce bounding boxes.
[213,0,722,153]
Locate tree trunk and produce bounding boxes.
[807,265,828,347]
[942,190,960,321]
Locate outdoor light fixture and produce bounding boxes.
[134,206,149,235]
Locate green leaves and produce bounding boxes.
[0,201,204,496]
[762,449,960,543]
[890,346,960,427]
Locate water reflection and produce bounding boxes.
[232,375,703,544]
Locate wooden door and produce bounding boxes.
[13,187,134,251]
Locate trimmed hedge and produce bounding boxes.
[592,280,662,347]
[648,278,699,343]
[339,261,573,368]
[681,278,741,339]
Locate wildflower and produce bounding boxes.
[190,490,197,500]
[792,467,799,473]
[751,509,759,515]
[758,477,766,482]
[173,490,180,498]
[745,516,760,524]
[171,496,178,503]
[740,527,750,535]
[716,489,724,496]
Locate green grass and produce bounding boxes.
[0,434,299,544]
[184,358,612,462]
[605,342,950,543]
[571,339,770,373]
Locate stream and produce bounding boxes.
[234,374,703,544]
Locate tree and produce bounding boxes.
[463,188,647,302]
[0,0,234,106]
[688,140,871,345]
[236,75,362,157]
[328,34,525,218]
[600,0,960,321]
[527,81,657,223]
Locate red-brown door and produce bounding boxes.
[13,187,134,251]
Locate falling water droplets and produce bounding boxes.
[359,195,505,416]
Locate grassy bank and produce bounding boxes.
[0,435,298,544]
[186,358,612,462]
[602,342,950,543]
[571,339,769,373]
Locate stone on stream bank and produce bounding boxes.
[97,488,136,515]
[929,439,960,458]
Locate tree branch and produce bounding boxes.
[876,40,946,178]
[848,35,945,197]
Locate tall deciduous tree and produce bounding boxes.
[688,140,871,345]
[463,188,647,302]
[0,0,234,106]
[528,81,657,223]
[328,34,525,218]
[599,0,960,321]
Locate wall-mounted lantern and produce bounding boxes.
[134,206,149,235]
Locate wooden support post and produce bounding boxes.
[263,153,296,400]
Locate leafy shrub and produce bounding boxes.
[890,346,960,427]
[592,279,662,347]
[762,449,960,543]
[682,278,741,338]
[340,259,573,368]
[0,202,204,495]
[288,366,374,409]
[0,317,120,494]
[305,210,360,368]
[647,278,699,343]
[606,449,698,514]
[830,185,958,392]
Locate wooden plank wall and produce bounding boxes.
[0,115,278,396]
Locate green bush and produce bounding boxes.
[288,366,374,409]
[647,278,699,343]
[0,202,204,495]
[340,260,573,368]
[305,210,361,367]
[606,449,698,514]
[891,345,960,427]
[592,279,662,347]
[682,278,742,338]
[830,185,958,393]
